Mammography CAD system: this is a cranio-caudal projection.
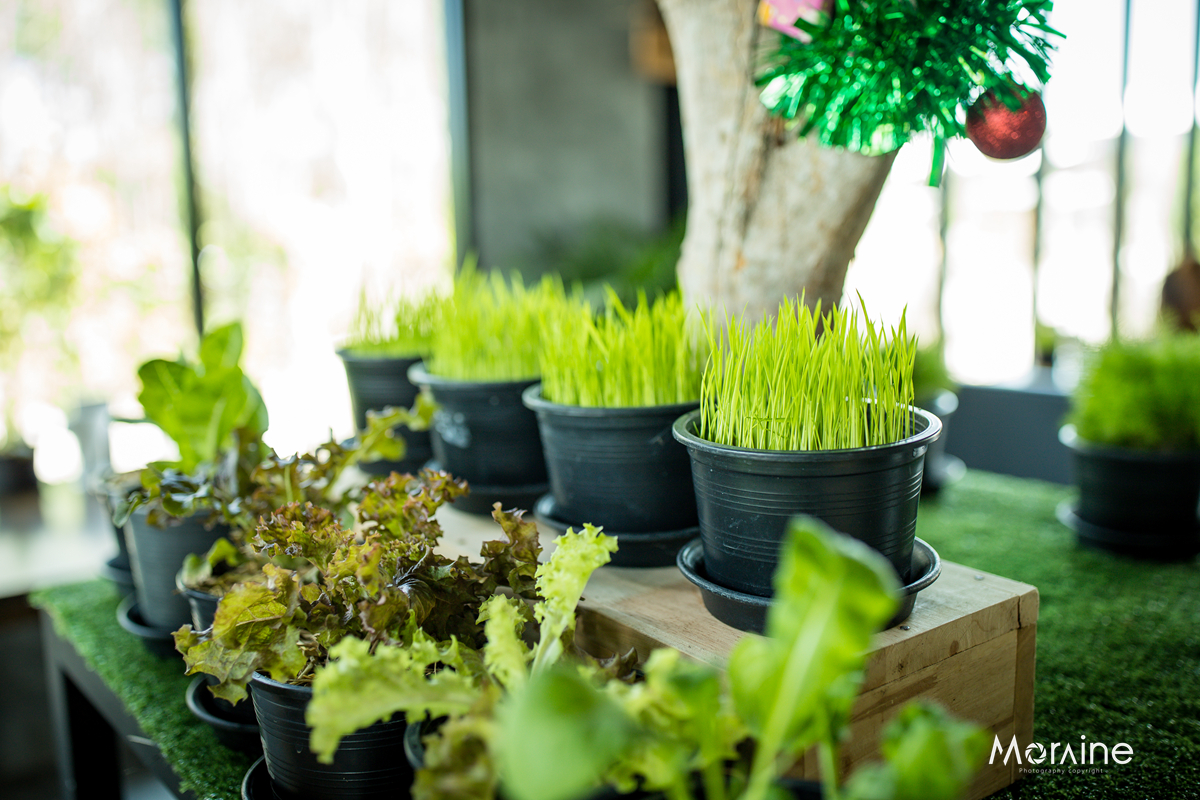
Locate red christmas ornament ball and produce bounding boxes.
[966,90,1047,160]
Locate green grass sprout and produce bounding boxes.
[426,261,572,381]
[344,287,445,358]
[539,288,704,407]
[699,296,917,451]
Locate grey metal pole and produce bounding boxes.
[168,0,204,337]
[1110,0,1133,339]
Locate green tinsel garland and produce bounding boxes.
[756,0,1062,158]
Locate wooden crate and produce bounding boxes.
[437,506,1037,800]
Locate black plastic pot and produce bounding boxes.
[338,350,432,475]
[178,575,221,631]
[1059,425,1200,558]
[672,407,941,597]
[522,385,699,533]
[919,391,964,495]
[124,508,230,631]
[186,675,261,756]
[677,537,942,634]
[251,672,411,800]
[408,362,547,514]
[0,451,36,495]
[116,594,178,658]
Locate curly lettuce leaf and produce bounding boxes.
[603,648,745,797]
[477,595,531,692]
[481,506,543,599]
[175,563,307,703]
[529,524,617,673]
[308,631,484,763]
[730,516,900,800]
[178,536,246,589]
[415,714,499,800]
[843,701,989,800]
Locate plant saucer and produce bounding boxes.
[534,494,698,568]
[186,675,261,756]
[116,594,179,659]
[101,556,135,595]
[424,459,548,516]
[677,537,941,634]
[1056,500,1200,561]
[240,756,271,800]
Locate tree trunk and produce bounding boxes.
[657,0,896,320]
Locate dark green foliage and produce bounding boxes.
[757,0,1060,155]
[1067,333,1200,451]
[174,471,545,704]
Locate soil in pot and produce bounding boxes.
[408,362,547,514]
[124,508,231,631]
[251,672,411,800]
[1059,425,1200,558]
[338,350,432,475]
[523,385,698,534]
[672,407,941,597]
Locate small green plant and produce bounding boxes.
[540,289,704,407]
[425,263,572,381]
[173,471,548,704]
[497,517,989,800]
[1067,332,1200,451]
[344,288,445,358]
[699,297,917,451]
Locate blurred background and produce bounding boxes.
[1,1,1198,796]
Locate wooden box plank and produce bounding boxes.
[436,506,1037,800]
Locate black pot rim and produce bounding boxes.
[671,406,942,462]
[1057,499,1200,555]
[407,361,539,391]
[186,675,259,734]
[676,537,941,632]
[521,383,701,417]
[250,670,313,698]
[116,594,177,641]
[1059,424,1200,463]
[336,348,425,363]
[241,756,269,800]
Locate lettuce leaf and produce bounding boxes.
[843,701,990,800]
[308,630,485,763]
[529,524,618,673]
[729,516,900,800]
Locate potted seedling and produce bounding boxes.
[338,288,443,475]
[523,289,705,566]
[671,297,941,631]
[496,517,989,800]
[912,340,963,494]
[304,516,622,800]
[112,322,269,645]
[1059,332,1200,558]
[173,471,546,800]
[318,516,984,800]
[409,264,572,513]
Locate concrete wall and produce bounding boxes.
[464,0,666,268]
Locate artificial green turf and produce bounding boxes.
[28,471,1200,800]
[30,581,251,800]
[917,470,1200,800]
